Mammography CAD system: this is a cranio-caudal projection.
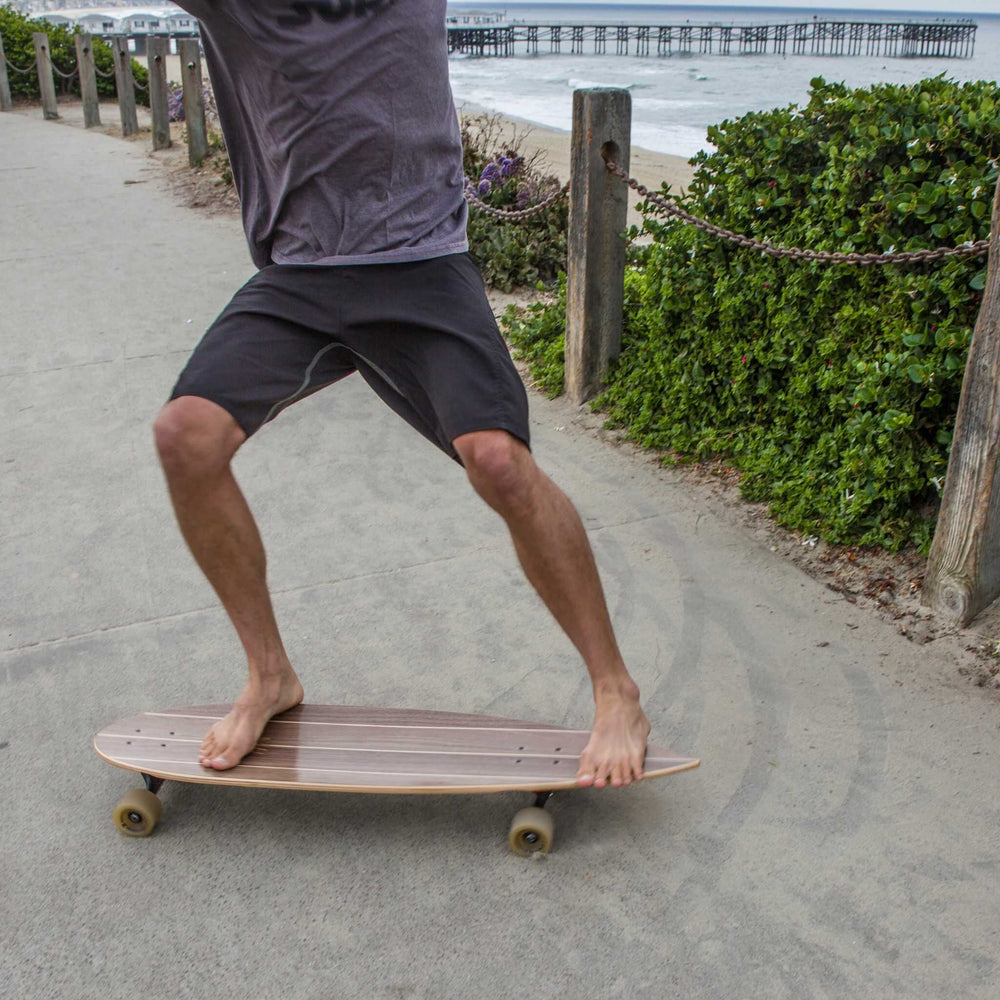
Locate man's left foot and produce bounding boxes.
[576,680,650,788]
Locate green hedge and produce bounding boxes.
[1,4,148,105]
[503,76,998,552]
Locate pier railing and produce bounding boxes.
[447,20,977,59]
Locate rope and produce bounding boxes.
[605,159,991,265]
[94,66,115,79]
[464,181,569,220]
[51,64,79,80]
[4,57,37,75]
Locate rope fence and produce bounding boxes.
[464,181,569,221]
[4,57,36,75]
[604,159,991,265]
[463,156,991,266]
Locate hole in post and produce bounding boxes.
[600,141,619,167]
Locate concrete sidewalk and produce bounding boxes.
[2,111,997,1000]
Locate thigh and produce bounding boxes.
[339,254,531,462]
[170,267,357,437]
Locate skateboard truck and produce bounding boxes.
[142,773,165,795]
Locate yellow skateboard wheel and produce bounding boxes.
[112,788,162,837]
[508,806,554,856]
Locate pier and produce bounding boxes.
[447,20,978,59]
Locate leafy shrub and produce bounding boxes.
[0,3,149,106]
[461,111,568,291]
[503,76,998,552]
[166,81,184,121]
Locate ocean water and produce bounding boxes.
[447,3,1000,157]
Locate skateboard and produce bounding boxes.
[94,703,699,855]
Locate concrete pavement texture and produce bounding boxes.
[2,110,998,1000]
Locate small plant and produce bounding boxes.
[166,81,184,121]
[460,111,568,291]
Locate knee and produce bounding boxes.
[153,397,244,479]
[455,431,537,518]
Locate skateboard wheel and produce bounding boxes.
[508,806,554,856]
[112,788,162,837]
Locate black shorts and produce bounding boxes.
[169,253,530,462]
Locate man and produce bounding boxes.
[156,0,649,788]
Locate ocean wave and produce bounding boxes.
[566,77,648,91]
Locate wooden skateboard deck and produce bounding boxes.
[95,703,699,854]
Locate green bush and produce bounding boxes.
[461,111,568,291]
[0,4,149,105]
[503,76,999,552]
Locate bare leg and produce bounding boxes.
[453,430,650,788]
[153,396,303,769]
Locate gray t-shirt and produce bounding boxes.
[176,1,468,268]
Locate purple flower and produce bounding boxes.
[477,179,492,197]
[481,162,501,183]
[500,155,524,178]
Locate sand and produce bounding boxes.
[456,101,697,230]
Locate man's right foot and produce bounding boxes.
[198,671,304,770]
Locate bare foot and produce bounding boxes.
[576,680,650,789]
[199,671,304,770]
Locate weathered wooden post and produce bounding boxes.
[179,39,208,166]
[923,177,1000,624]
[31,32,59,120]
[112,37,138,136]
[74,33,101,128]
[146,37,171,151]
[0,35,13,112]
[565,88,631,405]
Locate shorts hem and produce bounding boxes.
[167,389,258,440]
[445,419,531,465]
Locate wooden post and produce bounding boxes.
[565,88,631,405]
[0,35,13,112]
[179,39,208,166]
[112,37,138,136]
[146,37,171,151]
[75,33,101,129]
[32,33,58,120]
[923,177,1000,624]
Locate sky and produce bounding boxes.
[513,2,998,16]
